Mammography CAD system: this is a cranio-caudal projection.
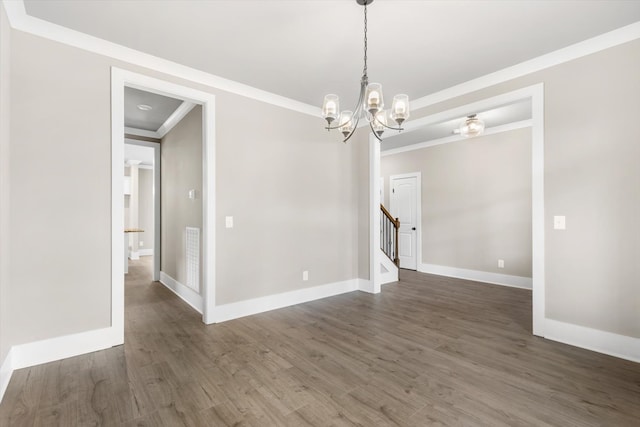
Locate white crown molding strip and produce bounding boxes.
[0,348,13,404]
[410,22,640,112]
[1,0,320,117]
[419,263,533,290]
[124,126,160,139]
[159,271,203,314]
[11,326,118,370]
[545,319,640,364]
[156,101,196,138]
[214,279,359,323]
[382,120,532,157]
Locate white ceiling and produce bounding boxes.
[23,0,640,109]
[382,99,532,151]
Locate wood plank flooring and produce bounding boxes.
[1,257,639,426]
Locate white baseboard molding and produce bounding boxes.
[419,263,532,289]
[0,348,13,404]
[357,278,375,293]
[138,248,153,257]
[129,250,140,260]
[544,318,640,363]
[11,326,119,370]
[214,279,359,323]
[159,271,203,314]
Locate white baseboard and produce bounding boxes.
[213,279,359,323]
[11,326,119,370]
[159,271,203,314]
[0,348,13,404]
[357,278,375,293]
[129,250,140,260]
[138,248,153,257]
[544,318,640,363]
[419,263,532,289]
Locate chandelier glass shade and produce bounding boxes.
[321,0,410,143]
[459,114,485,138]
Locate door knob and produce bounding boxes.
[412,227,416,230]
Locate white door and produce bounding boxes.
[391,175,418,270]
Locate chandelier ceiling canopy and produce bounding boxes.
[321,0,410,143]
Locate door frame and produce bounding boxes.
[111,68,217,346]
[389,172,422,271]
[124,139,161,282]
[370,83,545,337]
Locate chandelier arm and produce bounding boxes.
[371,113,404,131]
[342,113,362,143]
[369,121,383,142]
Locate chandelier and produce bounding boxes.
[321,0,410,143]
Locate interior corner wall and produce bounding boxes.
[161,106,203,289]
[381,128,533,278]
[0,2,11,364]
[6,27,361,350]
[411,39,640,339]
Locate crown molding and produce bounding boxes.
[409,21,640,111]
[381,120,532,157]
[1,0,321,117]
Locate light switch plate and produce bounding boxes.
[554,215,566,230]
[225,216,233,228]
[498,259,504,268]
[302,271,309,281]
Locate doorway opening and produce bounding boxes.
[369,84,545,336]
[111,69,217,346]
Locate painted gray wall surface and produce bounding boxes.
[0,3,11,363]
[381,128,532,278]
[411,39,640,338]
[138,168,154,252]
[214,94,359,304]
[160,106,203,289]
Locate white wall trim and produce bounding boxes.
[213,279,359,323]
[156,101,196,138]
[419,263,532,290]
[2,0,319,117]
[159,271,203,314]
[382,120,532,157]
[369,134,382,294]
[357,278,374,293]
[0,348,13,403]
[379,249,399,285]
[12,327,118,370]
[124,126,160,139]
[545,319,640,364]
[138,248,153,257]
[409,22,640,111]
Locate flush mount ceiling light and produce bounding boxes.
[459,114,485,138]
[137,104,153,111]
[321,0,410,143]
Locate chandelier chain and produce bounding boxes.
[363,1,368,79]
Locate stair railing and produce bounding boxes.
[380,204,400,266]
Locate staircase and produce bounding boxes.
[380,204,399,284]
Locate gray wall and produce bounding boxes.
[381,128,532,278]
[410,39,640,338]
[4,27,360,350]
[0,4,10,363]
[138,168,154,252]
[161,106,203,289]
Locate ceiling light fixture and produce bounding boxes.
[321,0,409,143]
[459,114,485,138]
[137,104,153,111]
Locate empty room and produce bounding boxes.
[0,1,639,426]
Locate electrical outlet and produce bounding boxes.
[225,216,233,228]
[554,215,566,230]
[302,270,309,281]
[498,259,505,269]
[139,241,144,247]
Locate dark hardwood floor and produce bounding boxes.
[1,258,639,426]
